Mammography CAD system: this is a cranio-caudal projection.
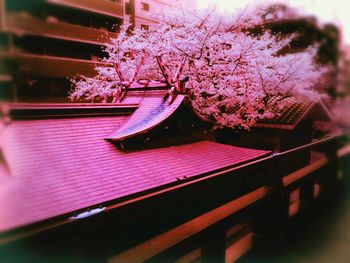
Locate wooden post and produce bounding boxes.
[323,139,339,195]
[254,156,284,239]
[201,227,225,263]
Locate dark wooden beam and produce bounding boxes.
[108,187,269,263]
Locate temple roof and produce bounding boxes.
[0,102,270,233]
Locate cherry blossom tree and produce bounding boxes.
[70,5,329,129]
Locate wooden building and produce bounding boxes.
[0,2,349,262]
[0,89,349,262]
[236,97,333,151]
[196,96,335,176]
[0,91,272,262]
[239,97,334,175]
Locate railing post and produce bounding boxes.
[201,226,225,263]
[253,155,284,240]
[324,139,339,194]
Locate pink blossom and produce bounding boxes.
[70,5,330,129]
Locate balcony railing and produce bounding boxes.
[1,51,112,78]
[47,0,124,18]
[7,13,117,46]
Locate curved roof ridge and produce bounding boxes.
[106,94,185,142]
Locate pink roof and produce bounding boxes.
[0,114,270,232]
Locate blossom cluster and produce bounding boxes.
[70,5,328,129]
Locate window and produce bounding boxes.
[141,24,149,30]
[141,2,150,11]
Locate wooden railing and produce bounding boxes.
[108,134,350,262]
[7,12,118,46]
[47,0,124,18]
[109,187,269,263]
[282,157,329,187]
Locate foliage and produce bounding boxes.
[70,5,329,129]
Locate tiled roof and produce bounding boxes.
[256,97,313,129]
[255,97,333,129]
[0,114,270,232]
[194,96,332,130]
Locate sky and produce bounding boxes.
[197,0,350,44]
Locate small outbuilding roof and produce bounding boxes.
[255,97,333,130]
[193,95,333,131]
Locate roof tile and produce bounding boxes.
[0,115,270,232]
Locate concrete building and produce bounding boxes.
[127,0,196,30]
[0,0,124,102]
[0,0,194,103]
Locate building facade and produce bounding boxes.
[127,0,195,30]
[0,0,126,102]
[0,0,193,103]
